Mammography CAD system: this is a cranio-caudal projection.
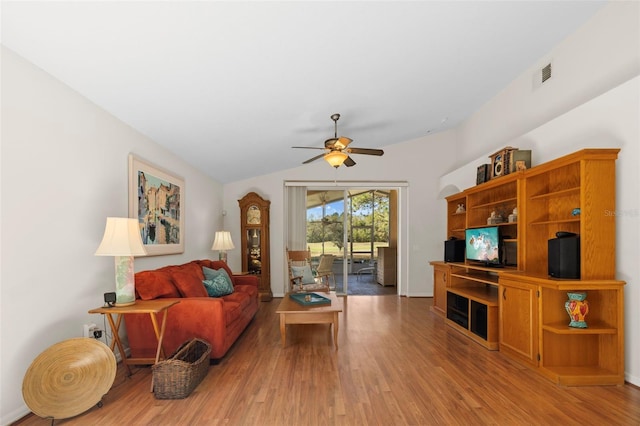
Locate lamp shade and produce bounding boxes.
[95,217,146,306]
[211,231,235,251]
[95,217,147,256]
[324,151,348,168]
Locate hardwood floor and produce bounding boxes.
[16,296,640,425]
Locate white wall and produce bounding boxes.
[0,47,224,424]
[456,1,640,166]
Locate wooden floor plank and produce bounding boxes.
[14,296,640,425]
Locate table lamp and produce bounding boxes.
[95,217,147,306]
[212,231,234,262]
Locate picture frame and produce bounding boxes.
[128,154,185,255]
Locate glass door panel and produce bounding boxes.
[306,188,392,295]
[306,190,345,293]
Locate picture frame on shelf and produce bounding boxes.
[128,154,185,255]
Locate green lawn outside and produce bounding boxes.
[307,242,388,261]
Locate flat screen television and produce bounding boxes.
[465,226,501,266]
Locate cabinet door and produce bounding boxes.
[431,264,448,317]
[499,279,538,366]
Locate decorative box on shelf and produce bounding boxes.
[487,211,504,225]
[476,164,490,185]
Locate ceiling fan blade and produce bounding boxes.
[344,156,356,167]
[347,147,384,156]
[292,146,325,150]
[303,153,326,164]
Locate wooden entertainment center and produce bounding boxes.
[430,149,625,386]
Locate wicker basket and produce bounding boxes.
[152,338,211,399]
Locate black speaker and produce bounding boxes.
[548,235,580,279]
[502,240,517,266]
[444,238,465,262]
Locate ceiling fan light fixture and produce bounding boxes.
[334,137,352,150]
[324,151,348,168]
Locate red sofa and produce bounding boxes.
[124,260,259,360]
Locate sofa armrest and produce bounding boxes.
[233,274,259,288]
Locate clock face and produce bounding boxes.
[493,153,504,177]
[247,205,261,225]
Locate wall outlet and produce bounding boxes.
[83,323,98,338]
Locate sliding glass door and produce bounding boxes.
[307,190,346,292]
[285,180,406,296]
[306,188,392,294]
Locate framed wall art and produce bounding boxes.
[128,154,185,255]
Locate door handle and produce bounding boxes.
[503,288,507,300]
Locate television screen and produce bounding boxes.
[465,226,501,265]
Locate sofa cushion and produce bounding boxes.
[197,260,237,285]
[202,266,234,287]
[223,300,242,325]
[202,267,234,297]
[135,270,180,300]
[233,284,259,298]
[221,292,251,310]
[170,269,208,298]
[178,261,206,279]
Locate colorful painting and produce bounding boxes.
[129,154,185,255]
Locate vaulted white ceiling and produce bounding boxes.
[1,1,606,182]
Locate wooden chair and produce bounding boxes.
[315,254,336,289]
[286,248,330,293]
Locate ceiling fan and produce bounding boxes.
[292,113,384,168]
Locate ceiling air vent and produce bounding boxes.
[541,63,552,83]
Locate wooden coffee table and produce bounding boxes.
[276,292,343,349]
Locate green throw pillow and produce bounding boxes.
[290,265,316,284]
[202,267,234,297]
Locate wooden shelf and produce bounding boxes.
[529,218,580,226]
[470,197,517,210]
[466,222,517,229]
[540,366,623,386]
[447,286,498,306]
[529,187,580,200]
[448,262,516,274]
[450,271,499,286]
[542,320,617,335]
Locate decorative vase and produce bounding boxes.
[565,292,589,328]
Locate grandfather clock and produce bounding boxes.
[238,192,272,301]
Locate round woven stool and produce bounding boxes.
[22,337,116,422]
